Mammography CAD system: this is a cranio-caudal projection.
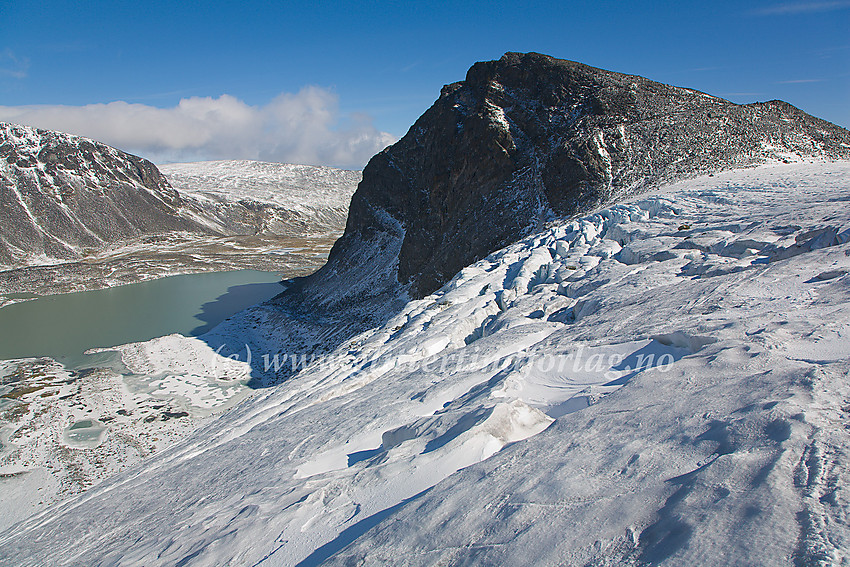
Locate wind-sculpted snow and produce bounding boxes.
[2,162,849,565]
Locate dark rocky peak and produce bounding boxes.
[318,52,850,299]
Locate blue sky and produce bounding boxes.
[1,0,848,167]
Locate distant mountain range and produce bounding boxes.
[0,123,360,270]
[161,160,360,237]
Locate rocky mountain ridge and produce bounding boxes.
[0,122,199,267]
[317,52,850,299]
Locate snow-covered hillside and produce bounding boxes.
[161,161,360,237]
[162,160,360,213]
[2,162,849,565]
[0,122,195,268]
[0,122,362,272]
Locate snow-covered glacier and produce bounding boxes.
[2,161,850,565]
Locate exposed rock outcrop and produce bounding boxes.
[319,52,850,299]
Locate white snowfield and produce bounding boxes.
[2,161,850,566]
[161,160,361,211]
[161,160,361,233]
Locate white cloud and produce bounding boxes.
[0,48,29,79]
[750,1,850,15]
[0,87,396,169]
[775,78,824,84]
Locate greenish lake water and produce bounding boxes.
[0,270,285,367]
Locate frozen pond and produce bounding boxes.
[0,270,285,367]
[62,419,108,448]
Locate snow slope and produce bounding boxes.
[2,161,849,565]
[161,160,360,212]
[161,160,361,236]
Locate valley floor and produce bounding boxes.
[0,231,338,306]
[1,161,849,565]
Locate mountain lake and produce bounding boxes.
[0,270,285,368]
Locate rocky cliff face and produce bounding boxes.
[0,123,202,267]
[320,52,850,299]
